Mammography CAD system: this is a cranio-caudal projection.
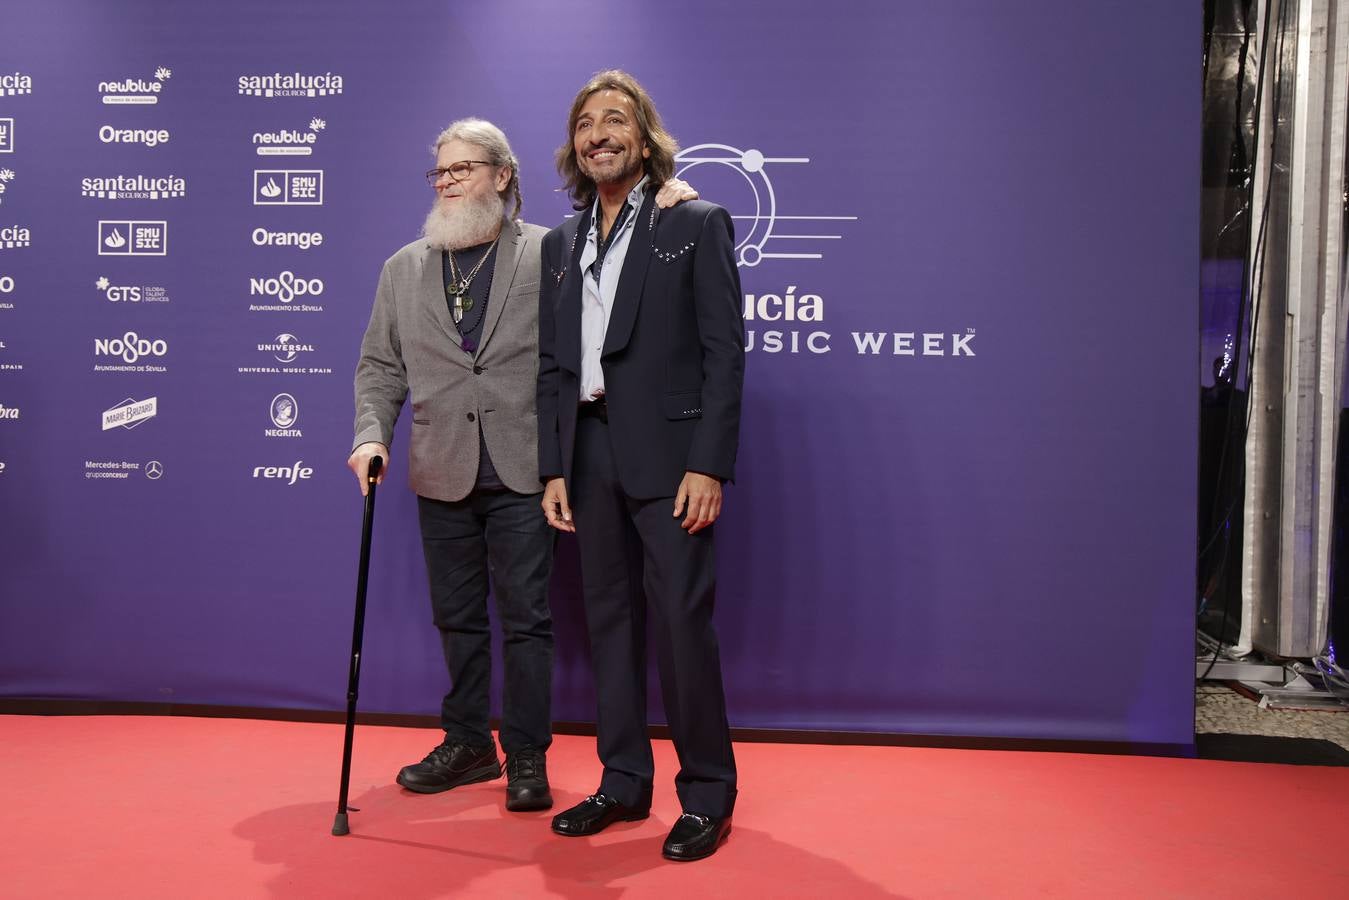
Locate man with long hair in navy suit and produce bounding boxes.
[536,70,745,862]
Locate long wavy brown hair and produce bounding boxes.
[556,70,679,210]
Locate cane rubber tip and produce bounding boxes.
[332,813,350,836]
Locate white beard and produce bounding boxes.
[421,189,505,250]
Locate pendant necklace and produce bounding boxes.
[447,237,498,323]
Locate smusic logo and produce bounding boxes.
[81,174,186,200]
[99,67,171,105]
[238,72,343,98]
[99,221,166,256]
[254,118,325,155]
[253,169,323,206]
[0,118,12,153]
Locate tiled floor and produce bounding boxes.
[1195,684,1349,751]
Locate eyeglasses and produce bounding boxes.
[425,160,493,186]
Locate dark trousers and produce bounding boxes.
[571,417,738,817]
[417,489,554,754]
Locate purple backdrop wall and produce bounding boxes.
[0,0,1198,745]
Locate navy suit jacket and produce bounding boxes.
[537,189,745,500]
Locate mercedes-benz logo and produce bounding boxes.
[144,459,164,480]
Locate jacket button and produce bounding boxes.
[473,366,483,374]
[467,413,476,422]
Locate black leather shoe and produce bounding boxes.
[551,791,651,836]
[662,812,732,861]
[504,748,552,811]
[396,740,501,794]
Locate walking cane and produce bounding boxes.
[332,455,382,836]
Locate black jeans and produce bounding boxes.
[417,489,554,754]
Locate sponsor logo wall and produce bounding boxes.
[0,0,1198,746]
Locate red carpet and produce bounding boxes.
[2,715,1346,897]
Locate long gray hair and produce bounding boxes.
[434,118,523,220]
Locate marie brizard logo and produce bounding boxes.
[238,72,343,98]
[101,396,157,431]
[100,67,170,105]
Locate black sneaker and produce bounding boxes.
[396,740,502,794]
[504,748,553,811]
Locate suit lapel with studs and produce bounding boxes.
[601,188,656,357]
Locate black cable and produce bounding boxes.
[1199,0,1287,682]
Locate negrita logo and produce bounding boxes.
[265,392,301,437]
[99,67,170,105]
[254,118,325,155]
[238,72,342,98]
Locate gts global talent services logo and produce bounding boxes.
[100,67,171,105]
[254,118,325,156]
[1,72,33,97]
[238,71,343,98]
[95,276,170,304]
[81,174,186,200]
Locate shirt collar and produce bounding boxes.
[586,174,650,240]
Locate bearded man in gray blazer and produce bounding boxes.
[351,118,694,813]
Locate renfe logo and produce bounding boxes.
[252,460,313,484]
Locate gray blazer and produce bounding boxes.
[353,218,547,501]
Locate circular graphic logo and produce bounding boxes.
[270,393,297,428]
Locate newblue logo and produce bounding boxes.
[0,167,13,205]
[81,174,186,200]
[238,72,342,98]
[253,169,322,206]
[99,221,166,256]
[0,118,12,153]
[254,118,325,156]
[99,67,170,105]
